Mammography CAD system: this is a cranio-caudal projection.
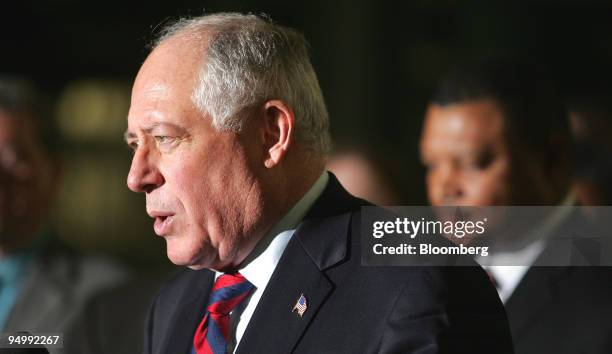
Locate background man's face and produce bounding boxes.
[126,37,264,270]
[0,111,54,250]
[420,99,513,206]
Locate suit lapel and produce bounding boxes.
[504,268,555,339]
[235,237,335,354]
[504,243,570,340]
[504,208,585,339]
[237,175,356,353]
[160,270,214,354]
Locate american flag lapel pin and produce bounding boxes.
[292,293,308,317]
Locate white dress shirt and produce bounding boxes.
[214,172,329,353]
[482,241,545,303]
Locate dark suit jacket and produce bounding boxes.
[505,217,612,354]
[5,240,128,354]
[506,267,612,354]
[144,175,513,354]
[63,275,170,354]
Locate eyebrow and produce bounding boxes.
[123,131,136,142]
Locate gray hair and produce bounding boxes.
[154,13,331,156]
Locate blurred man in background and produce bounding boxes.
[0,77,127,352]
[419,60,612,354]
[567,94,612,206]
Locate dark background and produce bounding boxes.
[2,0,611,272]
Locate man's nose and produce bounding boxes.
[127,147,164,193]
[439,166,464,204]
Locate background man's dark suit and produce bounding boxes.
[506,267,612,354]
[145,175,513,354]
[503,218,612,354]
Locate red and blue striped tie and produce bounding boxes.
[192,273,255,354]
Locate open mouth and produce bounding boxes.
[153,215,174,236]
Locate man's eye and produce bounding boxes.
[464,151,495,171]
[127,140,139,152]
[422,161,437,171]
[154,136,174,144]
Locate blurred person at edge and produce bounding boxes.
[125,12,513,354]
[0,77,127,353]
[327,145,405,206]
[419,59,612,354]
[567,95,612,206]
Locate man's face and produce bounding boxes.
[0,111,54,249]
[420,99,513,206]
[126,37,265,271]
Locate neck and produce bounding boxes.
[231,163,325,271]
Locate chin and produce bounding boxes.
[165,238,211,269]
[166,249,212,270]
[186,263,207,271]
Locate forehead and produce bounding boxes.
[128,35,206,129]
[421,99,506,150]
[135,36,203,94]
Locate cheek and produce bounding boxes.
[425,172,443,202]
[6,177,41,215]
[173,157,249,236]
[465,163,512,205]
[174,164,219,227]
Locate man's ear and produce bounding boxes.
[261,100,294,168]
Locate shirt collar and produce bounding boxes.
[217,172,329,289]
[523,191,576,243]
[0,253,31,285]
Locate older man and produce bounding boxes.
[420,60,612,354]
[126,13,512,354]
